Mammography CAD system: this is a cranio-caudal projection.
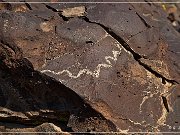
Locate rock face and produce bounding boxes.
[0,1,179,133]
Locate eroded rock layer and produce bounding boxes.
[0,0,179,133]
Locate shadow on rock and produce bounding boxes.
[0,45,117,132]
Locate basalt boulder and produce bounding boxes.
[0,0,179,133]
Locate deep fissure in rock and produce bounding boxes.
[81,16,178,85]
[44,4,70,21]
[5,3,178,86]
[25,3,32,10]
[44,4,57,12]
[162,96,170,112]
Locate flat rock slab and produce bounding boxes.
[0,1,179,133]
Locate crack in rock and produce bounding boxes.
[162,96,170,112]
[25,3,32,10]
[44,4,85,21]
[81,16,178,85]
[135,12,151,28]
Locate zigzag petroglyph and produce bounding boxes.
[41,39,123,79]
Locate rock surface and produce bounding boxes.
[0,0,179,133]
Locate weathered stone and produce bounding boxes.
[0,1,179,133]
[61,6,86,17]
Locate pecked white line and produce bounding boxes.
[41,41,123,78]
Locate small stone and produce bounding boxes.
[40,22,54,32]
[61,6,86,17]
[14,5,29,12]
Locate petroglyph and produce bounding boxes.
[143,13,161,22]
[41,37,123,79]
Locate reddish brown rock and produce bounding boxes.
[0,0,179,133]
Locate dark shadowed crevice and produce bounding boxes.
[44,4,58,12]
[162,96,170,112]
[138,60,178,84]
[59,14,70,21]
[25,3,32,10]
[0,48,117,132]
[44,4,70,21]
[54,26,57,34]
[82,17,142,60]
[86,41,94,44]
[81,16,178,85]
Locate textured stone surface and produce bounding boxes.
[0,1,179,133]
[0,123,70,134]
